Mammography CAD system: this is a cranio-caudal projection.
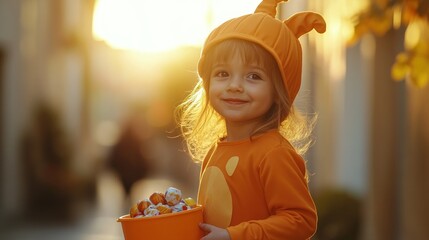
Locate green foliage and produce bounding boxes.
[314,188,362,240]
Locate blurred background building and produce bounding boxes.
[0,0,428,239]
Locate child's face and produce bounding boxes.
[209,52,275,128]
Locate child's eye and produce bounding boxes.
[214,71,229,78]
[247,73,262,80]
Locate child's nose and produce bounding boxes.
[227,76,243,92]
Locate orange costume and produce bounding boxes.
[198,131,317,240]
[196,0,326,239]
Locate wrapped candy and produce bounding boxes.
[165,187,182,206]
[130,203,142,218]
[149,192,167,205]
[183,197,197,208]
[138,199,151,213]
[172,202,190,212]
[144,205,160,217]
[157,204,173,214]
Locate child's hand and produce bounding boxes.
[199,223,231,240]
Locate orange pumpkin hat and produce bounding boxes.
[198,0,326,102]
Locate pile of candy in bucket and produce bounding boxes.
[129,187,197,218]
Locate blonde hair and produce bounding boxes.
[176,39,315,162]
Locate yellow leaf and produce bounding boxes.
[409,56,429,87]
[405,18,429,51]
[395,52,409,64]
[410,55,429,74]
[391,62,409,81]
[410,72,428,88]
[368,15,392,36]
[413,41,429,56]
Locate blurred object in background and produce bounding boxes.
[106,104,154,197]
[20,102,96,221]
[313,188,362,240]
[349,0,429,87]
[0,46,4,182]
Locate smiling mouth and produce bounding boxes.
[223,98,248,104]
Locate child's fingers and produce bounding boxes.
[199,223,212,232]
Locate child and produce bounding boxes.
[177,0,326,239]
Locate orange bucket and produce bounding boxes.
[117,205,204,240]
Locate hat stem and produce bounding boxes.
[255,0,287,17]
[284,12,326,38]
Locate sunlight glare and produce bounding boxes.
[92,0,260,52]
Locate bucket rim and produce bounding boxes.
[117,205,203,222]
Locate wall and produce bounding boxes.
[0,0,25,217]
[0,0,95,219]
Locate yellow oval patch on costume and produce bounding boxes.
[198,166,232,228]
[226,156,239,176]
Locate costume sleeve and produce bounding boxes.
[227,146,317,240]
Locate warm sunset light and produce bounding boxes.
[92,0,260,52]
